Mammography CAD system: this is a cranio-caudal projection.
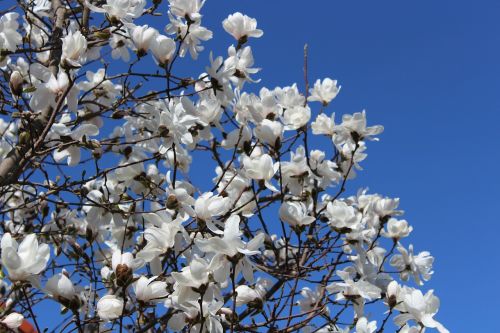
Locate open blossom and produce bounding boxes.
[0,13,22,52]
[1,313,24,330]
[242,154,279,191]
[61,30,87,67]
[45,272,78,302]
[282,105,311,130]
[134,276,168,303]
[165,13,212,59]
[279,201,315,227]
[311,113,336,136]
[254,119,283,146]
[1,233,50,281]
[222,12,263,41]
[235,280,268,307]
[390,245,433,285]
[395,289,449,333]
[326,200,362,231]
[355,317,377,333]
[194,192,230,223]
[383,218,413,240]
[168,0,205,21]
[151,34,176,66]
[97,295,124,321]
[129,24,158,55]
[86,0,145,21]
[308,78,341,105]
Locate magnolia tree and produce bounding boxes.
[0,1,447,332]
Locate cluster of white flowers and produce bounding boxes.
[0,1,447,332]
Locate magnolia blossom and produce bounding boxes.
[165,13,212,59]
[395,289,449,333]
[0,13,22,52]
[194,192,230,224]
[86,0,146,21]
[222,12,263,41]
[151,34,176,66]
[29,71,70,111]
[242,154,279,191]
[97,295,124,321]
[283,105,311,130]
[134,276,168,303]
[112,251,144,273]
[390,245,433,285]
[0,313,24,330]
[312,113,336,136]
[383,218,413,240]
[129,24,158,55]
[45,272,78,302]
[308,78,341,105]
[0,233,50,281]
[279,201,315,227]
[169,0,205,21]
[254,119,283,146]
[355,317,377,333]
[235,283,266,307]
[61,30,87,67]
[326,200,362,231]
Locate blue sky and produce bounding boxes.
[200,0,499,331]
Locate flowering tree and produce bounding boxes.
[0,1,448,332]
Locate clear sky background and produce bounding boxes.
[198,0,499,331]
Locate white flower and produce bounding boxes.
[86,0,145,22]
[165,13,212,59]
[326,201,362,231]
[1,233,50,281]
[394,289,448,333]
[0,13,22,52]
[355,317,377,333]
[308,78,341,105]
[225,45,260,88]
[326,269,382,302]
[112,251,145,273]
[243,154,280,192]
[222,12,263,41]
[134,276,168,303]
[171,255,211,289]
[383,218,412,240]
[151,34,176,66]
[97,295,124,321]
[168,0,205,21]
[1,313,24,330]
[52,118,99,166]
[29,71,71,112]
[390,245,433,285]
[195,215,265,282]
[311,113,336,136]
[254,119,283,147]
[45,272,77,302]
[129,24,158,55]
[194,192,230,222]
[297,287,324,314]
[279,201,315,227]
[235,284,264,306]
[282,105,311,130]
[195,215,264,258]
[242,154,279,189]
[61,30,87,67]
[110,29,131,62]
